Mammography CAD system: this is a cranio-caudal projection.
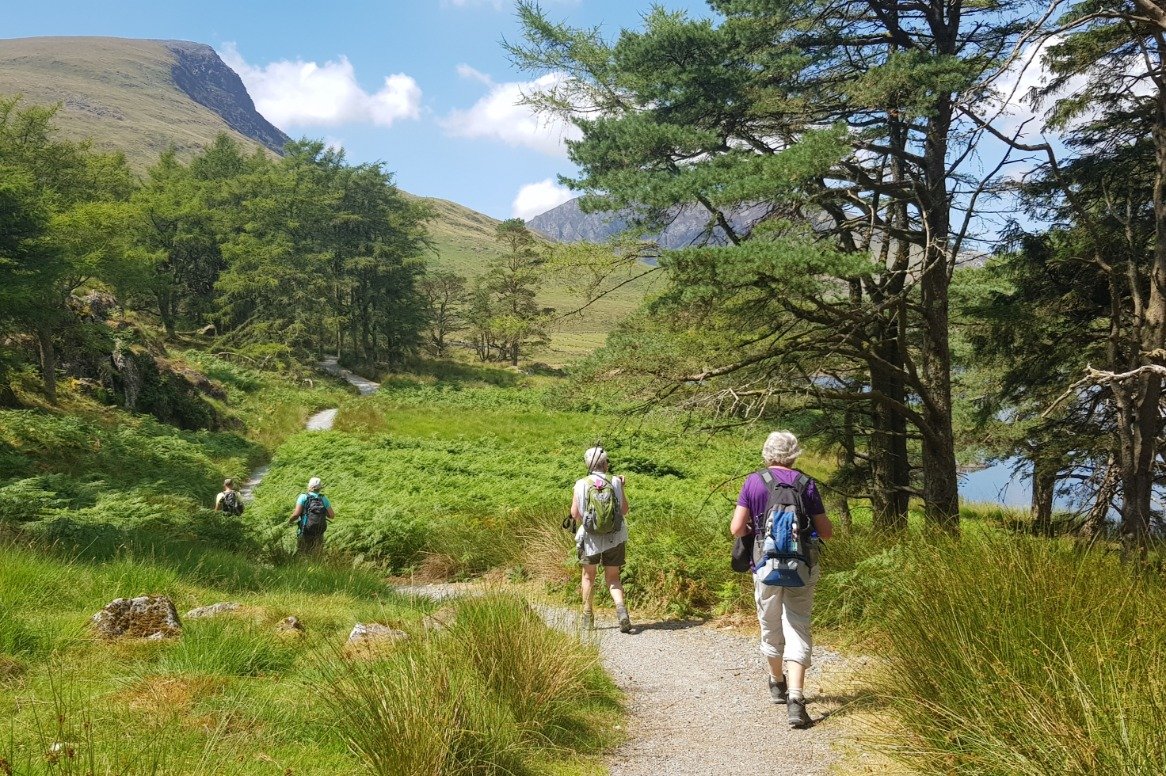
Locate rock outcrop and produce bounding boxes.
[164,41,291,154]
[91,596,182,640]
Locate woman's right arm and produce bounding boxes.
[812,513,834,541]
[731,505,752,537]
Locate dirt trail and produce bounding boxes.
[242,360,380,500]
[586,611,848,774]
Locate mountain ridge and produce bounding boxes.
[0,36,288,166]
[527,197,769,248]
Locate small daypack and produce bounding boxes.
[299,493,329,537]
[752,470,815,587]
[582,474,621,535]
[220,490,244,516]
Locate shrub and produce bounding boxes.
[323,593,620,775]
[326,642,529,776]
[446,595,615,747]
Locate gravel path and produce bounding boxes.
[400,584,850,774]
[573,609,845,775]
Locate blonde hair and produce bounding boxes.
[762,431,802,467]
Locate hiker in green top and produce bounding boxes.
[288,476,334,556]
[571,446,631,632]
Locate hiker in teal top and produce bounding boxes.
[288,476,334,555]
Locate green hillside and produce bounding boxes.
[413,195,658,360]
[0,37,282,170]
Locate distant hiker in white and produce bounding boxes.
[214,478,244,515]
[731,431,834,729]
[571,446,632,632]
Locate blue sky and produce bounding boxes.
[4,0,712,220]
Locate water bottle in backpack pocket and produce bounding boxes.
[752,472,814,587]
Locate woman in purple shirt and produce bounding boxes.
[730,431,833,729]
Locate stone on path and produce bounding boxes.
[185,602,242,619]
[91,596,181,640]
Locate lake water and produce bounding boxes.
[959,458,1043,509]
[961,458,1166,515]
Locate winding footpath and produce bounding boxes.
[241,359,378,500]
[287,363,855,774]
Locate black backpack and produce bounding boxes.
[220,490,244,516]
[300,493,329,537]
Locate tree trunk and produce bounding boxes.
[1031,462,1057,537]
[35,318,57,402]
[156,289,176,337]
[869,338,910,532]
[1114,374,1159,554]
[919,95,960,530]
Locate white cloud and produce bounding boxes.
[991,36,1085,136]
[220,43,422,129]
[512,179,574,220]
[441,72,582,157]
[456,63,494,87]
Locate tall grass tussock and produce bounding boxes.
[324,594,620,776]
[872,529,1166,774]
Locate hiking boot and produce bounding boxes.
[581,610,594,630]
[768,676,788,704]
[616,606,631,633]
[787,698,812,729]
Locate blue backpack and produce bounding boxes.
[751,470,815,587]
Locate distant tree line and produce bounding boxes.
[0,98,430,402]
[510,0,1166,551]
[419,218,552,366]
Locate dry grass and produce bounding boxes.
[118,675,226,716]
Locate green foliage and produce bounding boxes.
[253,377,829,618]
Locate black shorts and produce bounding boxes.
[578,541,626,567]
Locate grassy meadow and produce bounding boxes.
[0,355,620,775]
[4,347,1165,774]
[243,364,1166,774]
[246,367,832,616]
